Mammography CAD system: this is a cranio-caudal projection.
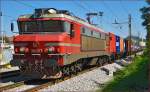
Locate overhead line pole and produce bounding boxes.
[0,11,1,42]
[0,11,3,65]
[129,14,132,56]
[0,11,3,51]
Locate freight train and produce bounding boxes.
[10,8,131,79]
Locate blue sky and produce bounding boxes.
[1,0,148,39]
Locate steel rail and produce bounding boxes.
[0,81,25,91]
[0,70,20,79]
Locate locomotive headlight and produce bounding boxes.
[19,47,29,53]
[44,47,55,53]
[20,47,25,52]
[48,47,55,52]
[15,48,19,53]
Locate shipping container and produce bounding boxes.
[124,39,128,53]
[115,35,120,53]
[120,37,124,53]
[127,40,131,53]
[124,39,130,54]
[108,32,116,53]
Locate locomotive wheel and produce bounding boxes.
[77,62,83,72]
[19,65,30,75]
[104,57,107,65]
[108,57,111,64]
[19,66,26,73]
[105,56,110,64]
[97,57,104,66]
[71,63,78,75]
[73,62,81,73]
[62,66,70,76]
[103,56,108,65]
[101,58,104,66]
[70,65,75,73]
[96,57,102,66]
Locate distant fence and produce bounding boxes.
[0,48,2,62]
[0,48,13,65]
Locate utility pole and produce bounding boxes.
[0,11,2,49]
[128,14,132,56]
[137,31,140,46]
[0,11,3,51]
[0,1,1,32]
[0,11,2,65]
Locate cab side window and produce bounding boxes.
[63,21,71,34]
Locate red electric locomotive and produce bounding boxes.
[10,8,111,79]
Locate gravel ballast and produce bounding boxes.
[40,62,124,91]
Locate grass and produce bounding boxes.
[99,55,149,92]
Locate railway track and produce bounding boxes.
[0,57,129,92]
[0,66,99,92]
[0,70,20,79]
[0,78,53,92]
[0,58,133,92]
[0,81,25,92]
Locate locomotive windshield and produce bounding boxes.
[18,20,70,34]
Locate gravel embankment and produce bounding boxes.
[39,62,124,92]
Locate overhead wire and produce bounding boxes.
[2,0,36,35]
[75,1,125,35]
[101,0,128,35]
[82,1,104,27]
[119,0,141,38]
[119,0,133,36]
[2,14,16,20]
[13,0,36,9]
[73,1,101,25]
[2,0,35,21]
[81,1,102,27]
[101,1,120,22]
[119,0,130,14]
[74,1,114,29]
[72,0,91,12]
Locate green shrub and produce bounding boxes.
[100,56,148,92]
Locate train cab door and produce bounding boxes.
[69,23,80,53]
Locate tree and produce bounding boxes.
[140,1,150,55]
[140,0,150,90]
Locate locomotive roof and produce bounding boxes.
[18,14,106,34]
